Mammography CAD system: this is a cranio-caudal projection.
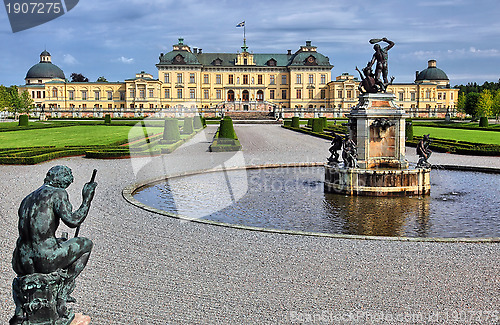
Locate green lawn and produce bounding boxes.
[414,126,500,145]
[0,125,163,148]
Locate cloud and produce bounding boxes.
[62,54,78,65]
[117,56,134,64]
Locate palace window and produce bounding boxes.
[204,89,209,99]
[177,89,183,99]
[296,89,302,99]
[309,74,314,84]
[450,93,454,100]
[190,73,196,84]
[149,89,154,98]
[438,92,442,100]
[177,73,183,84]
[281,75,287,85]
[139,104,144,109]
[165,89,170,99]
[68,90,74,100]
[216,89,222,99]
[94,90,100,100]
[270,75,275,85]
[164,73,170,83]
[203,74,209,84]
[320,74,326,84]
[81,91,88,100]
[399,92,404,101]
[120,91,125,101]
[337,90,342,98]
[296,74,302,84]
[108,104,113,109]
[216,74,222,84]
[228,74,234,84]
[257,75,263,84]
[107,91,113,100]
[190,89,195,99]
[411,92,416,101]
[282,89,287,99]
[309,89,314,99]
[320,89,326,99]
[139,89,145,99]
[243,75,249,85]
[82,104,86,108]
[150,104,154,109]
[346,90,352,98]
[270,89,275,99]
[52,88,58,98]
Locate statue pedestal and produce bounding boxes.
[11,270,76,325]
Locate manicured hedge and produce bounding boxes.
[162,118,181,143]
[291,116,300,128]
[182,117,194,134]
[19,115,29,126]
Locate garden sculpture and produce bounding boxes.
[327,132,344,165]
[10,166,97,325]
[416,134,432,168]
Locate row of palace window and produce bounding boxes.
[164,73,328,86]
[333,89,454,102]
[162,88,325,101]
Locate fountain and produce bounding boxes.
[324,38,430,196]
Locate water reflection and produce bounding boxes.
[133,167,499,238]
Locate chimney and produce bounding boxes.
[428,59,437,68]
[306,40,312,47]
[198,48,202,54]
[287,49,292,55]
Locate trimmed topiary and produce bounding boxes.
[320,116,327,129]
[291,116,300,128]
[201,117,207,127]
[104,114,111,124]
[219,117,236,139]
[406,119,413,140]
[193,116,203,129]
[479,116,489,127]
[162,118,181,143]
[307,118,313,127]
[312,118,324,133]
[182,117,194,134]
[19,115,29,127]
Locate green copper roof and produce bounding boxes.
[26,62,65,80]
[416,67,449,81]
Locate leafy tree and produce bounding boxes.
[0,85,9,109]
[96,76,108,82]
[464,92,480,119]
[3,86,34,116]
[477,89,493,117]
[492,90,500,120]
[456,92,467,114]
[70,73,89,82]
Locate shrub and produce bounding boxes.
[193,116,203,129]
[307,118,313,127]
[291,116,300,128]
[406,119,413,140]
[283,120,292,127]
[18,115,29,127]
[162,118,181,143]
[320,116,327,129]
[479,116,489,127]
[312,118,324,133]
[182,117,194,134]
[104,114,111,124]
[219,117,236,139]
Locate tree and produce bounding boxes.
[0,85,9,109]
[477,89,493,117]
[464,92,480,119]
[70,73,89,82]
[456,92,467,114]
[492,90,500,121]
[96,76,108,82]
[4,86,34,117]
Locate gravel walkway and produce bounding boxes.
[0,125,498,324]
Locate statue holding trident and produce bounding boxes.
[368,37,395,92]
[10,166,96,325]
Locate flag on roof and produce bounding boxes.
[236,21,245,27]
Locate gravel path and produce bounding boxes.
[0,125,498,324]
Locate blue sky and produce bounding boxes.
[1,0,499,87]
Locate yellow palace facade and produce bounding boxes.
[19,40,457,119]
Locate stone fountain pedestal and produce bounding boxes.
[325,93,430,196]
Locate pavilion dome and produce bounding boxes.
[415,60,449,82]
[25,51,65,80]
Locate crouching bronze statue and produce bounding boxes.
[10,166,97,325]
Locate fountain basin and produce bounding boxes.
[324,165,430,196]
[125,164,500,239]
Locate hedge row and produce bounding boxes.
[413,121,500,132]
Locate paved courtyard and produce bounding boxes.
[0,125,498,324]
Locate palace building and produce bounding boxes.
[19,39,458,119]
